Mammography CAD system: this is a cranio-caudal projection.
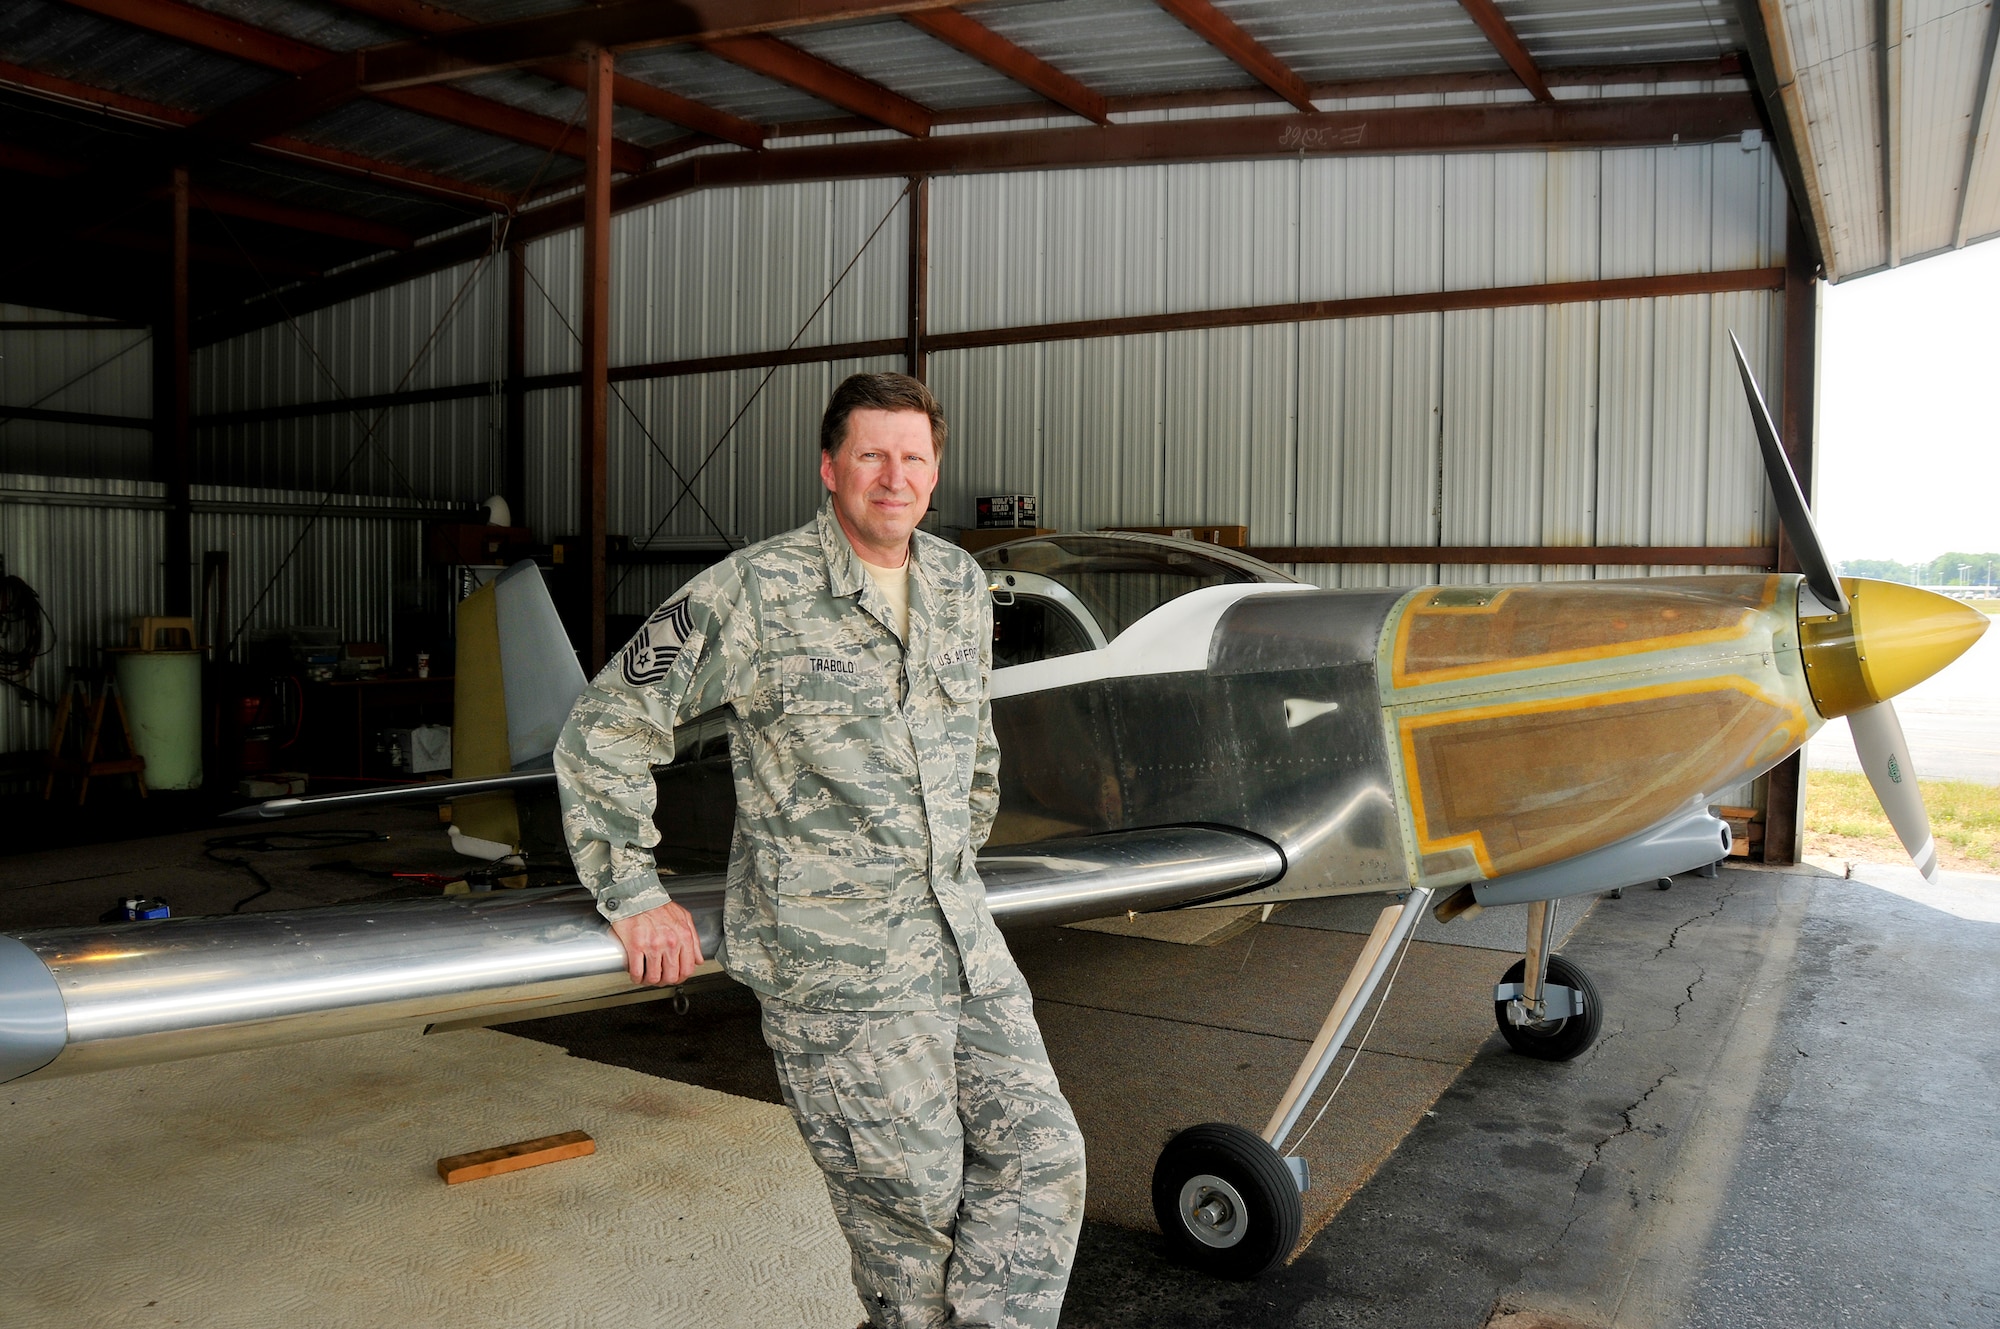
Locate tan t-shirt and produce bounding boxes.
[857,552,910,641]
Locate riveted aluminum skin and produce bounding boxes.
[989,588,1410,904]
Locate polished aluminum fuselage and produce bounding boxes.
[987,588,1409,901]
[2,569,1823,1085]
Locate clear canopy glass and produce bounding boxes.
[977,534,1298,644]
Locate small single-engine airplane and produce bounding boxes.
[0,339,1984,1278]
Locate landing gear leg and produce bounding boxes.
[1493,898,1603,1060]
[1151,886,1434,1279]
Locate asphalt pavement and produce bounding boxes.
[1057,861,2000,1328]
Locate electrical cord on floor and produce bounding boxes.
[203,829,389,913]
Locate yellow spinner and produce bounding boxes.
[1798,578,1988,719]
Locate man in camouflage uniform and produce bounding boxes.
[554,373,1085,1329]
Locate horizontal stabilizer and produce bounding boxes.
[223,770,557,821]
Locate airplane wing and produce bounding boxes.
[0,826,1282,1084]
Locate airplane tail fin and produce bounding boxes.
[452,562,589,852]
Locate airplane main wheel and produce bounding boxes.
[1151,1122,1302,1280]
[1494,955,1603,1061]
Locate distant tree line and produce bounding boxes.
[1837,553,2000,587]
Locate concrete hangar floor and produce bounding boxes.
[3,810,1996,1328]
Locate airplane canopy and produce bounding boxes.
[980,533,1298,646]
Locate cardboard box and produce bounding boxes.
[1714,804,1764,858]
[975,495,1040,529]
[377,724,453,775]
[427,522,532,566]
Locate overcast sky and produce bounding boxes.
[1815,238,2000,568]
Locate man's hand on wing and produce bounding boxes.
[610,901,703,986]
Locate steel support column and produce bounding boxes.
[1764,197,1820,868]
[505,240,527,527]
[579,47,613,672]
[906,174,928,382]
[158,165,193,618]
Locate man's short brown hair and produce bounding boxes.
[819,372,947,456]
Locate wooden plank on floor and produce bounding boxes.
[437,1129,595,1184]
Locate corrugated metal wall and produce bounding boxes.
[0,476,160,759]
[930,132,1785,590]
[0,304,153,481]
[13,117,1791,780]
[194,259,504,499]
[183,125,1787,600]
[0,476,447,757]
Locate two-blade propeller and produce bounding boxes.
[1729,332,1974,883]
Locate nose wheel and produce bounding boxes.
[1494,954,1602,1060]
[1151,1122,1303,1279]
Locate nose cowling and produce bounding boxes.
[1800,578,1989,719]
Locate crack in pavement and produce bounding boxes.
[1544,1065,1680,1256]
[1584,891,1734,1064]
[1652,888,1736,961]
[1672,965,1708,1027]
[1540,888,1737,1259]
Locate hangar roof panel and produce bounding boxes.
[1503,0,1745,66]
[971,0,1261,96]
[2,0,1984,321]
[0,0,278,115]
[614,43,851,125]
[1764,0,2000,279]
[784,17,1045,110]
[1211,0,1517,81]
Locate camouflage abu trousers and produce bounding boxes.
[759,980,1086,1329]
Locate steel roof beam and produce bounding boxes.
[551,65,761,152]
[176,184,418,249]
[294,0,974,90]
[65,0,650,172]
[902,10,1109,125]
[1453,0,1553,103]
[199,90,1758,344]
[83,226,322,280]
[151,0,967,149]
[0,141,77,177]
[1,135,416,248]
[326,0,766,151]
[754,56,1747,141]
[1152,0,1315,114]
[614,93,1756,204]
[702,35,934,137]
[1881,0,1903,266]
[0,59,511,208]
[1742,0,1832,273]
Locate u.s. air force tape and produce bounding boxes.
[620,595,695,687]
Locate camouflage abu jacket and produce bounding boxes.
[554,498,1015,1010]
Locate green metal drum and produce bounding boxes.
[113,650,203,791]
